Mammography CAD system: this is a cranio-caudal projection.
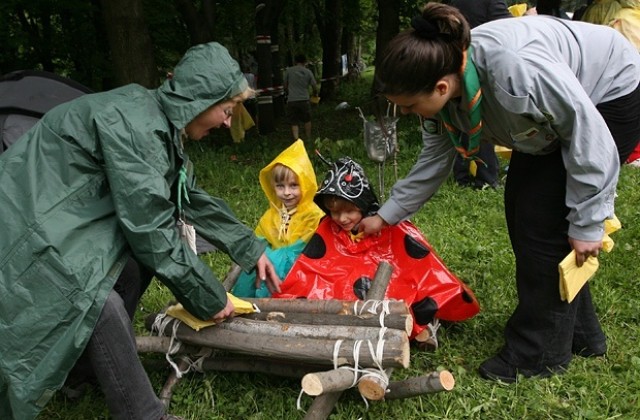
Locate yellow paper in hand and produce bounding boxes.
[226,292,257,315]
[602,215,621,253]
[165,293,256,331]
[558,251,599,303]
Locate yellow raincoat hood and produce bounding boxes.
[255,139,324,247]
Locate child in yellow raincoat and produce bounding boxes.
[232,139,325,297]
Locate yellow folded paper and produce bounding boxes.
[165,293,256,331]
[559,251,599,303]
[602,215,621,253]
[559,214,622,303]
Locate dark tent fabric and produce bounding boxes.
[0,70,93,152]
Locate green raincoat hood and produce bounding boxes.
[157,42,249,130]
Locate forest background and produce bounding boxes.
[1,0,585,133]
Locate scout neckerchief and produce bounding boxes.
[438,47,485,164]
[278,204,297,241]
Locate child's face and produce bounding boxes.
[326,198,363,232]
[274,176,301,210]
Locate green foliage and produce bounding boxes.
[40,71,640,420]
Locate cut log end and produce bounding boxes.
[301,374,324,396]
[440,370,455,391]
[357,375,387,401]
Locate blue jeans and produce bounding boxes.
[87,290,165,420]
[69,258,163,419]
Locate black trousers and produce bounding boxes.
[500,83,640,369]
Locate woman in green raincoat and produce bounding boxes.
[0,42,280,420]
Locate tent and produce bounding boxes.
[0,70,93,153]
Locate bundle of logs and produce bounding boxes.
[135,262,455,419]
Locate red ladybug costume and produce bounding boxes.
[274,157,480,338]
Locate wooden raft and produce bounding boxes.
[136,262,455,418]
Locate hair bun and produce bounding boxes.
[411,15,439,40]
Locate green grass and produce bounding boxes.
[40,73,640,419]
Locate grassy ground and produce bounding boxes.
[41,71,640,419]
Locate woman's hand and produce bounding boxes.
[211,297,235,322]
[254,252,282,293]
[358,214,389,236]
[569,237,603,267]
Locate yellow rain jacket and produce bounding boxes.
[582,0,640,52]
[232,139,324,297]
[255,139,324,247]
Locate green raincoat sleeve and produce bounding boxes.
[94,107,254,320]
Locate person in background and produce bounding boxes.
[578,0,640,166]
[232,139,325,297]
[444,0,513,189]
[284,53,319,142]
[242,64,258,121]
[0,42,280,420]
[361,3,640,382]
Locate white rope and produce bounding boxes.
[296,319,392,412]
[151,312,189,379]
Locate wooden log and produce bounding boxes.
[217,316,408,342]
[356,262,396,401]
[357,368,393,401]
[304,392,342,420]
[159,357,190,409]
[413,326,438,352]
[146,316,410,369]
[141,353,322,379]
[366,261,394,300]
[199,356,324,378]
[241,311,412,335]
[301,368,357,396]
[304,261,394,420]
[222,263,242,291]
[136,336,200,355]
[242,297,409,315]
[384,371,455,400]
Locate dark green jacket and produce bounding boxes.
[0,42,263,419]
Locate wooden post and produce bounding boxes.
[301,369,357,396]
[304,261,394,420]
[357,367,393,400]
[385,371,455,399]
[222,263,242,291]
[159,357,190,409]
[243,297,409,315]
[218,316,409,342]
[242,311,412,335]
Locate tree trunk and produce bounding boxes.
[174,0,215,44]
[255,0,277,134]
[314,0,343,101]
[371,0,400,106]
[100,0,158,87]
